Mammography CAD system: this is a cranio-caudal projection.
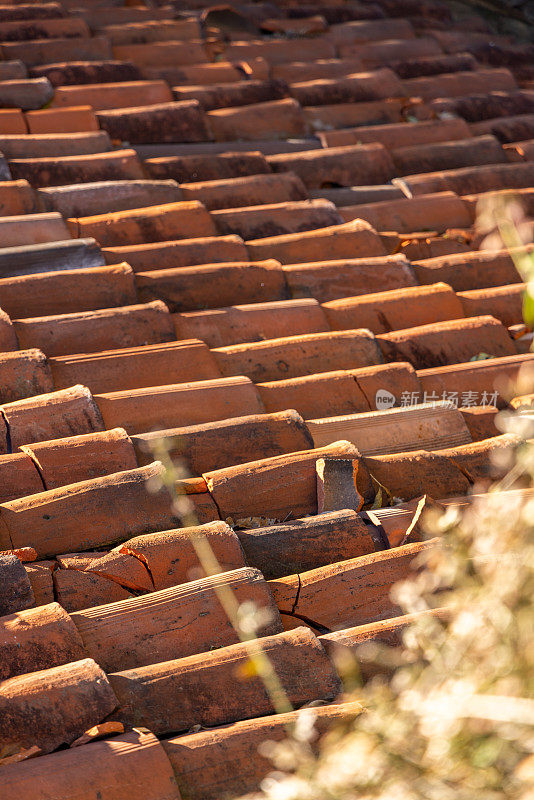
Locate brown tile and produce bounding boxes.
[110,628,340,734]
[13,300,175,358]
[205,440,360,520]
[0,462,180,558]
[174,297,329,348]
[0,349,53,404]
[378,315,517,368]
[136,260,286,311]
[207,98,307,141]
[0,263,137,318]
[212,199,342,239]
[50,80,173,110]
[70,567,281,671]
[25,105,98,134]
[238,509,374,578]
[0,601,86,681]
[246,219,386,264]
[1,385,104,449]
[144,150,271,183]
[180,171,307,211]
[268,143,395,189]
[133,405,311,471]
[9,148,145,188]
[1,730,180,800]
[323,282,465,333]
[290,68,403,107]
[213,328,383,382]
[95,376,265,434]
[283,253,415,302]
[97,100,211,145]
[103,234,247,272]
[68,200,216,246]
[339,191,472,233]
[20,428,138,490]
[50,340,222,394]
[0,658,117,755]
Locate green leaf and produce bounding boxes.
[522,290,534,328]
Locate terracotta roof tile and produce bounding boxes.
[212,198,343,239]
[103,234,248,271]
[397,161,534,197]
[412,246,525,290]
[19,428,138,490]
[0,0,531,785]
[307,400,472,453]
[318,116,470,148]
[282,253,415,302]
[161,702,360,800]
[111,40,208,68]
[238,509,374,578]
[96,100,211,144]
[377,314,518,368]
[0,77,53,110]
[179,171,307,210]
[0,263,136,318]
[0,179,36,215]
[392,134,506,176]
[390,50,478,78]
[69,200,216,246]
[257,362,420,418]
[0,461,183,558]
[50,339,222,393]
[40,177,185,216]
[174,297,329,348]
[268,142,396,188]
[458,283,526,327]
[9,148,145,187]
[0,108,26,135]
[269,540,433,630]
[322,281,464,333]
[272,57,363,83]
[0,348,53,403]
[29,59,143,86]
[94,375,265,434]
[2,729,180,800]
[144,150,271,183]
[339,191,472,232]
[0,237,104,278]
[172,77,290,111]
[207,96,307,141]
[0,36,112,68]
[212,328,383,382]
[0,601,86,681]
[246,218,386,263]
[1,384,104,449]
[204,440,359,520]
[0,451,44,503]
[100,19,201,46]
[0,657,117,755]
[12,300,175,357]
[0,130,111,158]
[326,18,415,47]
[135,260,287,310]
[25,105,98,134]
[109,627,340,734]
[53,569,132,612]
[290,67,403,106]
[51,79,174,110]
[70,567,281,671]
